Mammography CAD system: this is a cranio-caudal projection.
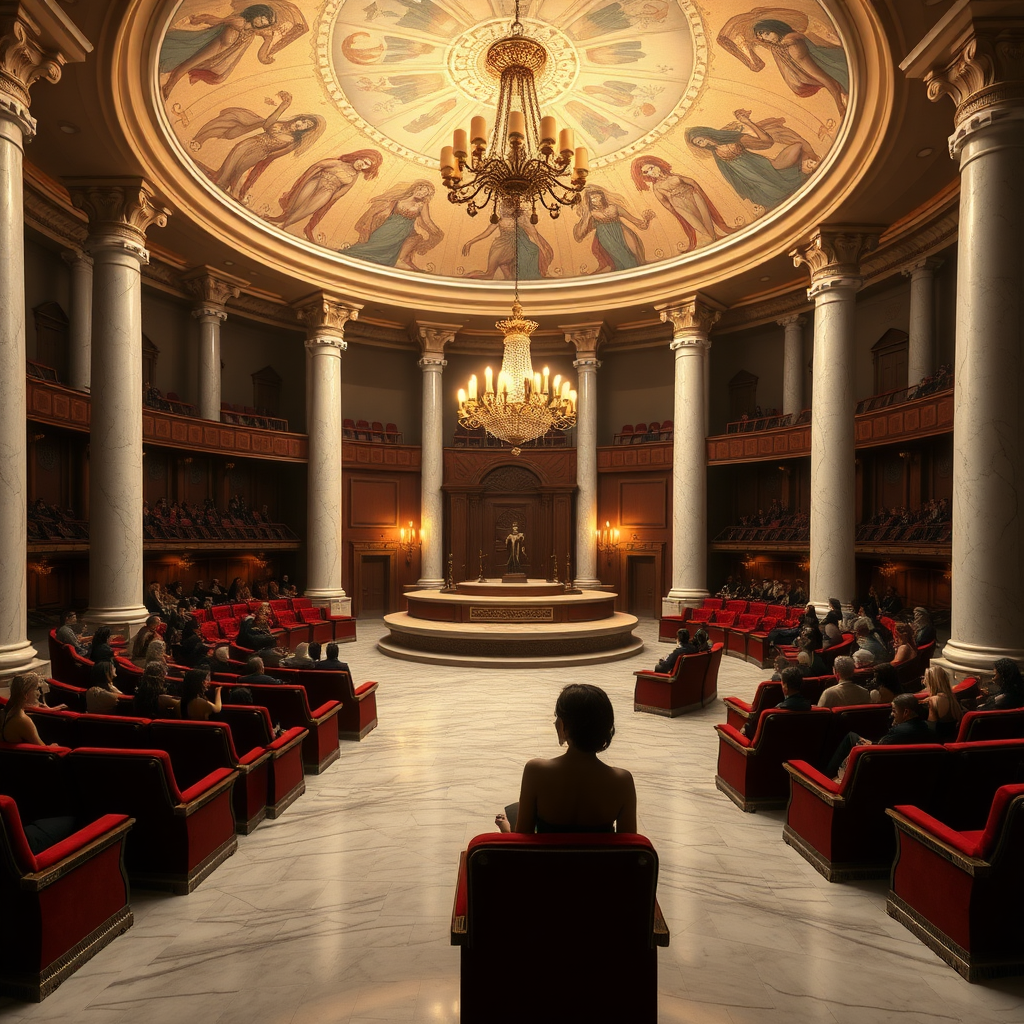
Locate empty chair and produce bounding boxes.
[954,708,1024,743]
[369,420,385,442]
[615,423,633,444]
[384,422,401,443]
[723,680,783,732]
[631,421,646,443]
[299,605,335,644]
[659,418,673,440]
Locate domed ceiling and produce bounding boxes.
[154,0,856,285]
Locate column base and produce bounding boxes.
[0,640,46,683]
[933,639,1024,681]
[415,578,445,590]
[662,590,709,617]
[305,590,351,617]
[83,605,149,639]
[573,576,603,590]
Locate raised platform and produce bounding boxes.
[379,579,643,667]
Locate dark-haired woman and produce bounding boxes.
[87,626,114,664]
[977,659,1024,711]
[86,660,123,714]
[495,684,636,834]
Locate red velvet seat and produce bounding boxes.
[231,602,250,618]
[451,833,668,1024]
[658,614,686,642]
[686,607,714,624]
[886,782,1024,980]
[827,703,894,747]
[715,708,833,811]
[633,643,722,717]
[725,600,748,615]
[267,666,380,741]
[723,680,785,732]
[746,601,767,617]
[327,613,357,642]
[941,739,1024,831]
[702,597,724,610]
[706,610,736,646]
[211,604,232,622]
[271,609,311,649]
[46,630,78,684]
[954,708,1024,743]
[660,418,673,440]
[726,613,762,657]
[66,746,237,894]
[299,606,335,643]
[41,677,86,713]
[783,743,949,880]
[615,423,633,444]
[0,793,133,1001]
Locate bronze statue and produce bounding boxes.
[505,522,526,574]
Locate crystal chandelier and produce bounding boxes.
[439,0,588,221]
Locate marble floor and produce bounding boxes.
[5,619,1024,1024]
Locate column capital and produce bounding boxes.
[295,292,360,344]
[901,255,945,278]
[181,265,246,310]
[408,320,460,361]
[559,321,608,360]
[902,1,1024,142]
[60,247,92,271]
[777,314,806,329]
[0,1,90,136]
[791,225,880,295]
[67,177,170,263]
[657,294,724,345]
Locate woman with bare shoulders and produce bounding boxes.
[0,673,48,745]
[495,684,636,834]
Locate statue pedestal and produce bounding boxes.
[501,573,528,584]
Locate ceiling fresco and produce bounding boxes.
[155,0,852,282]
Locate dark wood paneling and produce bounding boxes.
[349,478,399,528]
[619,480,667,529]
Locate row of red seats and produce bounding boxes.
[198,597,355,649]
[632,643,724,717]
[343,418,402,443]
[613,420,673,444]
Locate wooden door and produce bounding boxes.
[627,556,657,618]
[360,555,389,616]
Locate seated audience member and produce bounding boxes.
[691,628,712,654]
[283,642,315,668]
[239,611,276,652]
[174,617,208,667]
[131,615,162,664]
[854,617,890,664]
[880,585,903,616]
[923,665,963,741]
[765,603,811,649]
[913,606,936,647]
[769,653,789,682]
[307,642,322,664]
[226,577,245,602]
[86,660,123,714]
[869,663,901,705]
[315,643,350,673]
[743,667,811,738]
[795,650,815,677]
[55,609,90,655]
[494,683,636,834]
[976,658,1024,711]
[133,662,180,717]
[890,622,917,667]
[801,614,824,654]
[821,602,843,647]
[0,673,48,745]
[824,692,932,779]
[798,634,828,677]
[204,645,240,677]
[818,656,872,708]
[144,580,165,617]
[655,629,697,674]
[87,626,115,664]
[790,580,808,607]
[143,639,170,670]
[238,657,280,686]
[180,667,222,721]
[227,686,254,705]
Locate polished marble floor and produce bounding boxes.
[6,619,1024,1023]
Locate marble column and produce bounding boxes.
[410,322,459,589]
[183,268,243,422]
[69,179,169,633]
[779,315,806,419]
[792,228,878,615]
[901,257,943,388]
[0,6,88,679]
[903,4,1024,672]
[658,296,722,613]
[703,340,712,436]
[62,249,93,391]
[296,294,359,614]
[562,323,605,589]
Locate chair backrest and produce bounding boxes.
[688,607,713,623]
[75,714,149,751]
[747,680,784,715]
[766,604,788,619]
[830,703,893,745]
[955,708,1024,743]
[725,600,748,615]
[145,720,238,790]
[943,740,1024,831]
[976,782,1024,861]
[232,603,250,618]
[712,611,736,626]
[757,616,779,632]
[702,597,724,610]
[212,605,232,621]
[821,633,855,667]
[747,602,766,616]
[704,643,725,704]
[736,614,760,629]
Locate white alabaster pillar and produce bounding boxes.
[658,298,721,612]
[902,258,943,389]
[792,229,878,615]
[410,322,458,588]
[562,323,605,589]
[903,7,1024,672]
[779,314,806,419]
[69,180,170,633]
[62,249,93,391]
[297,295,359,614]
[193,307,226,420]
[703,341,711,436]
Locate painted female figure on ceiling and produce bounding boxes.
[160,2,308,100]
[685,109,819,215]
[573,186,654,273]
[718,7,849,116]
[462,200,554,280]
[630,156,730,253]
[194,91,325,200]
[342,180,443,271]
[269,150,384,242]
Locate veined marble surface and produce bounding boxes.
[7,618,1024,1023]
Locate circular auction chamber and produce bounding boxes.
[110,0,894,318]
[379,579,643,666]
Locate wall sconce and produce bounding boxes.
[30,558,52,576]
[399,521,421,564]
[251,551,268,572]
[595,521,620,562]
[879,561,899,578]
[741,552,758,570]
[943,563,952,582]
[799,555,811,573]
[178,552,194,571]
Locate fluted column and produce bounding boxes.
[69,179,170,633]
[904,3,1024,673]
[792,228,878,615]
[410,321,459,588]
[658,295,722,612]
[0,5,88,678]
[62,249,92,390]
[183,267,243,421]
[779,315,806,418]
[562,322,605,588]
[901,257,943,388]
[296,294,360,614]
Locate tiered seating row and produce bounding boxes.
[191,597,355,650]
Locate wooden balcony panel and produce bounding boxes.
[343,441,421,469]
[597,442,673,472]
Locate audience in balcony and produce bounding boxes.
[0,674,47,745]
[824,692,932,780]
[976,659,1024,711]
[730,406,792,433]
[86,661,123,715]
[28,499,87,541]
[716,502,810,543]
[143,496,295,543]
[857,499,951,542]
[818,656,872,709]
[911,363,952,398]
